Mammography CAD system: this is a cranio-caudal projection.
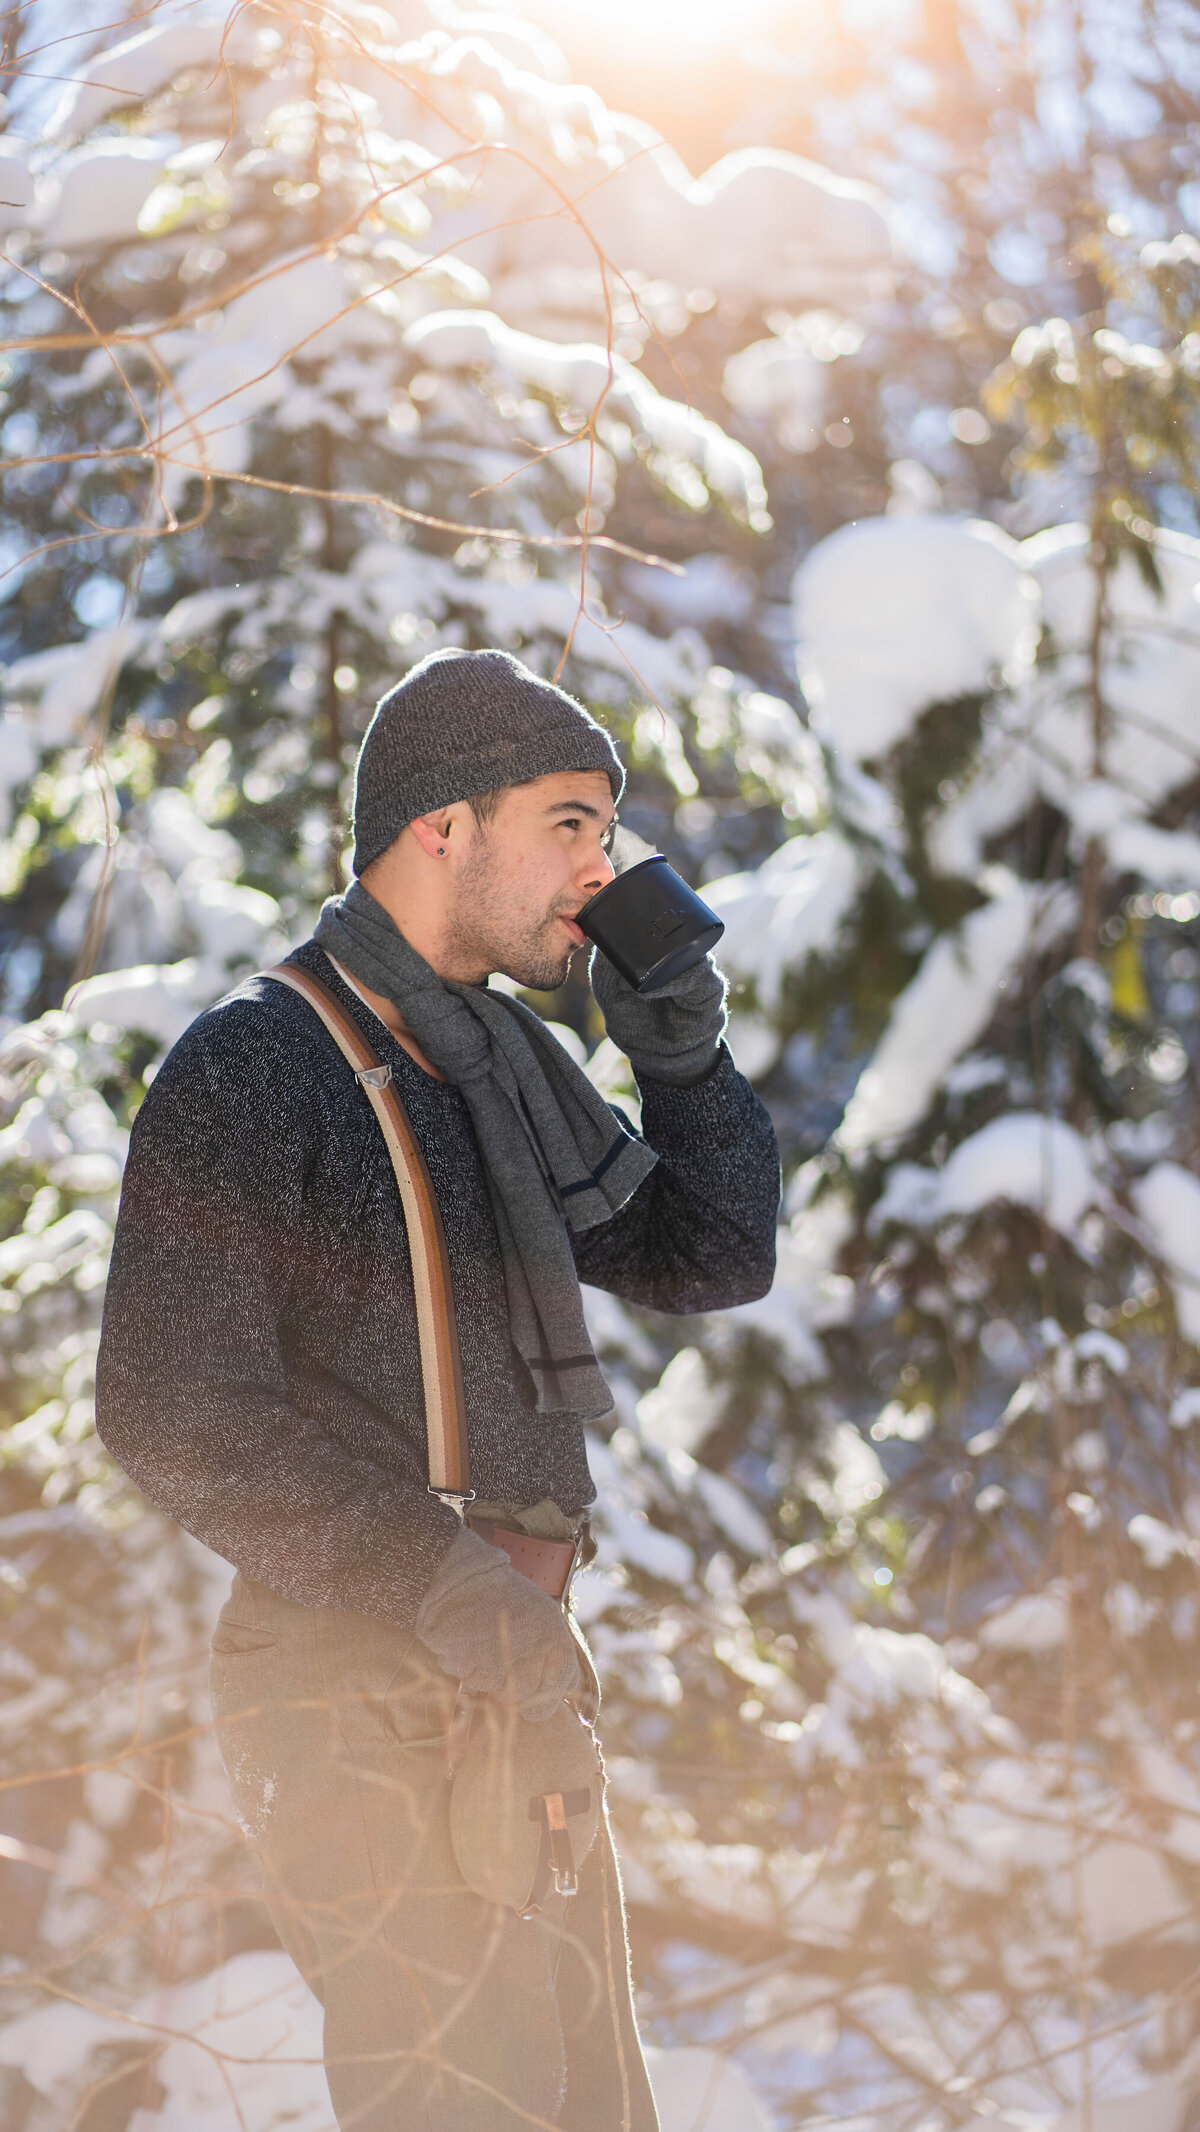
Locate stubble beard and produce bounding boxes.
[447,832,577,992]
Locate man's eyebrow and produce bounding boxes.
[544,797,614,819]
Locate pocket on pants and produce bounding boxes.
[314,1607,457,1751]
[211,1619,278,1658]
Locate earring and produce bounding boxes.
[437,845,445,854]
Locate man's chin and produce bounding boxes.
[501,949,575,994]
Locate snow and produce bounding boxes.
[153,256,390,502]
[724,337,825,452]
[638,1346,725,1456]
[871,1113,1099,1237]
[625,555,756,631]
[0,1952,330,2128]
[727,690,824,803]
[1041,2085,1187,2132]
[979,1586,1068,1652]
[22,0,893,560]
[23,777,280,985]
[742,1973,838,2060]
[2,624,144,745]
[0,1943,773,2131]
[1032,527,1200,793]
[11,14,1200,2125]
[643,2045,775,2132]
[144,789,241,882]
[1127,1513,1192,1571]
[45,16,235,142]
[839,883,1062,1154]
[0,1208,110,1286]
[461,113,891,320]
[0,1096,71,1168]
[24,1081,127,1193]
[1105,1582,1157,1637]
[932,527,1200,879]
[691,1466,774,1557]
[1132,1162,1200,1344]
[917,1752,1192,1945]
[1074,1329,1129,1374]
[584,141,892,312]
[727,1187,854,1382]
[1102,817,1200,889]
[585,1434,696,1586]
[787,1598,1000,1772]
[53,848,172,978]
[405,310,767,518]
[1078,1838,1191,1948]
[843,1624,990,1717]
[0,1999,126,2097]
[0,138,37,236]
[185,879,287,966]
[794,516,1038,762]
[45,138,171,252]
[536,1018,586,1069]
[67,958,227,1049]
[348,540,705,708]
[706,829,862,1012]
[660,1834,868,1942]
[814,1420,887,1518]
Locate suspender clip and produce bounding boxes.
[428,1485,475,1518]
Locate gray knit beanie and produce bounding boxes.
[351,647,625,875]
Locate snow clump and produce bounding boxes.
[793,515,1038,762]
[1132,1163,1200,1345]
[838,882,1070,1154]
[870,1113,1100,1238]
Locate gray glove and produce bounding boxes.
[589,826,729,1085]
[415,1524,581,1722]
[591,947,728,1087]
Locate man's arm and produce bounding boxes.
[571,1046,780,1312]
[95,997,458,1625]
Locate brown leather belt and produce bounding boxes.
[467,1518,582,1603]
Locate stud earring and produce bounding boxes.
[437,845,445,854]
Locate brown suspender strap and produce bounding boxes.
[261,964,472,1508]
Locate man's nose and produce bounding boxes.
[580,844,615,896]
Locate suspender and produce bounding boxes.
[261,964,473,1511]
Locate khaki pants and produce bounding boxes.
[210,1573,660,2132]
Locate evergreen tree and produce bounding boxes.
[0,5,880,2122]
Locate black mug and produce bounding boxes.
[577,854,724,993]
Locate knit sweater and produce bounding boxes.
[95,941,781,1626]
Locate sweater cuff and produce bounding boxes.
[632,1038,732,1095]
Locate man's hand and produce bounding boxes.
[591,946,728,1086]
[415,1524,580,1722]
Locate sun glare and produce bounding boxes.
[533,0,788,57]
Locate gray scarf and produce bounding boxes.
[313,880,656,1422]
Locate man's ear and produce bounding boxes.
[410,809,457,859]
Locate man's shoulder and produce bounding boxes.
[173,967,301,1062]
[139,956,337,1125]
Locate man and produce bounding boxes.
[96,648,780,2131]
